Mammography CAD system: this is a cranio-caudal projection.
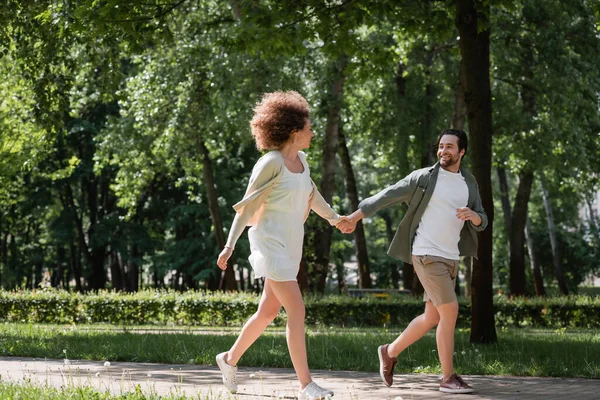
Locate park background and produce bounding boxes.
[0,1,599,397]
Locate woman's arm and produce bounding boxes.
[309,182,341,225]
[217,154,282,269]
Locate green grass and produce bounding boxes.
[0,323,598,379]
[0,381,233,400]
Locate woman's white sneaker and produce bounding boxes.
[298,381,334,399]
[215,352,238,393]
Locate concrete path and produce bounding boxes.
[1,357,598,399]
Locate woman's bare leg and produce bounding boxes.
[226,279,282,365]
[268,280,312,388]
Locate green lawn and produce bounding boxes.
[0,323,598,379]
[0,381,225,400]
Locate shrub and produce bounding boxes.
[0,290,598,328]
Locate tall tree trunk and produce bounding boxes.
[128,243,140,292]
[540,179,568,295]
[509,171,534,296]
[525,217,545,296]
[109,249,124,291]
[0,220,5,288]
[197,138,237,291]
[393,61,413,291]
[452,59,471,296]
[420,53,436,168]
[62,183,104,290]
[313,54,348,293]
[69,242,84,292]
[497,167,512,234]
[381,211,403,290]
[456,0,497,344]
[464,257,472,297]
[84,157,108,291]
[297,257,310,292]
[586,194,598,231]
[335,262,346,293]
[338,126,371,288]
[451,59,468,131]
[52,245,65,288]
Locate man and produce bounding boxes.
[338,129,487,394]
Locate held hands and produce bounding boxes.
[336,216,357,234]
[217,246,233,270]
[336,209,365,234]
[456,207,482,226]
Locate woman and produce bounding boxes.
[216,91,341,399]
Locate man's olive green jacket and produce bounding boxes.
[359,163,488,264]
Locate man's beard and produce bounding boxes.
[439,154,459,167]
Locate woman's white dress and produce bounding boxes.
[248,156,312,281]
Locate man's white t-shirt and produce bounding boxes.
[412,168,469,260]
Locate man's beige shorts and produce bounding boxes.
[412,255,459,306]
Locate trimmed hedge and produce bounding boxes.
[0,290,598,328]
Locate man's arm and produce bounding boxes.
[337,172,417,234]
[461,181,487,231]
[358,172,417,218]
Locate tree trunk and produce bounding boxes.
[128,243,140,292]
[540,179,568,295]
[62,182,106,290]
[585,194,597,230]
[69,242,84,292]
[496,166,511,297]
[297,257,310,292]
[335,262,346,294]
[0,221,6,288]
[525,217,545,296]
[420,53,436,168]
[313,54,348,293]
[197,138,237,291]
[338,126,371,288]
[238,266,245,291]
[52,245,65,288]
[464,257,472,297]
[451,59,468,130]
[393,61,413,291]
[456,0,497,344]
[109,249,124,291]
[452,58,471,296]
[509,171,534,296]
[497,167,512,235]
[381,211,403,290]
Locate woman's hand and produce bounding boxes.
[217,246,233,270]
[336,216,357,234]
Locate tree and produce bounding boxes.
[456,0,497,344]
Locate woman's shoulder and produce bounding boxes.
[253,150,284,174]
[298,151,312,167]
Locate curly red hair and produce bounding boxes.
[250,91,309,151]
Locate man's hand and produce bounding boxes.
[336,216,357,234]
[217,246,233,270]
[456,207,482,226]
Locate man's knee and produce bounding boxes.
[424,302,440,326]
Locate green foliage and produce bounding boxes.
[494,294,600,328]
[1,290,599,329]
[0,0,598,296]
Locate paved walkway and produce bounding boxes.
[1,357,598,399]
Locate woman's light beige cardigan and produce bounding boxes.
[225,151,341,249]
